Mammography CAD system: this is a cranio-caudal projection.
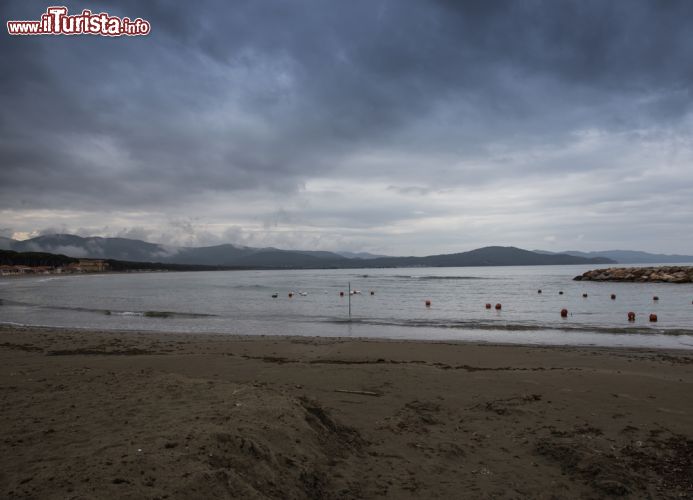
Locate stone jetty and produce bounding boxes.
[574,266,693,283]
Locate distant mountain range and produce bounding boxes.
[534,249,693,264]
[0,234,616,269]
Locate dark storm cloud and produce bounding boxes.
[1,0,693,252]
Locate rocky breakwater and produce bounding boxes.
[574,266,693,283]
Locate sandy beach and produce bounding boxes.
[1,324,691,499]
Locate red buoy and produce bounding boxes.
[425,300,431,307]
[611,294,616,300]
[370,291,375,296]
[653,296,659,301]
[560,308,568,318]
[627,311,635,322]
[288,292,293,298]
[649,313,658,322]
[339,291,344,297]
[495,303,502,310]
[485,303,492,309]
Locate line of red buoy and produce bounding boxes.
[416,289,674,323]
[550,291,665,323]
[301,290,673,326]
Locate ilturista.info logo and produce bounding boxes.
[7,6,150,36]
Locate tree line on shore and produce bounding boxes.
[0,249,77,268]
[0,249,239,273]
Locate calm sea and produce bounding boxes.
[1,264,692,349]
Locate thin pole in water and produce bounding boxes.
[348,281,351,320]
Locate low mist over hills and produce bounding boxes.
[336,251,387,260]
[1,234,616,269]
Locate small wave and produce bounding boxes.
[104,309,214,319]
[392,275,491,281]
[0,321,29,327]
[326,317,693,336]
[211,284,268,290]
[0,298,215,319]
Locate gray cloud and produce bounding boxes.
[1,0,692,253]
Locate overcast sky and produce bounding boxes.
[2,0,692,255]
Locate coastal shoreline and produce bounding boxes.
[3,321,693,351]
[2,324,692,498]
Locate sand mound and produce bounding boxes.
[3,370,364,499]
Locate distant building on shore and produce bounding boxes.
[68,260,110,272]
[0,260,109,276]
[0,265,52,275]
[0,265,22,276]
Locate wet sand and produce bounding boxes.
[1,324,691,499]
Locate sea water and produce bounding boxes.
[1,264,692,349]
